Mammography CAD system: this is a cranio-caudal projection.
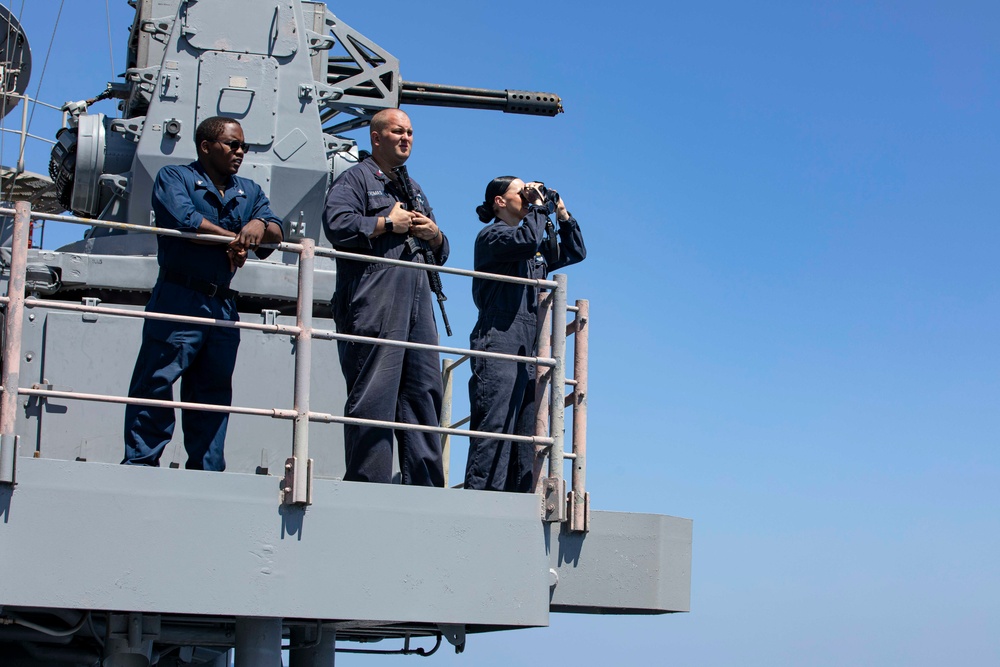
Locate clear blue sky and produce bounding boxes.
[7,1,1000,665]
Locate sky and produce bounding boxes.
[5,1,1000,665]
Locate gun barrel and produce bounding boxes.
[400,81,563,117]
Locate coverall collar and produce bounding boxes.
[190,161,247,206]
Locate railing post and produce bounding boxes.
[440,357,456,487]
[17,93,28,173]
[1,201,30,485]
[532,291,553,493]
[284,237,314,505]
[543,274,568,522]
[569,299,590,532]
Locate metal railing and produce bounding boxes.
[439,284,590,529]
[1,93,67,249]
[0,201,590,530]
[0,94,66,172]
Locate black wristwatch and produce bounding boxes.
[384,216,393,233]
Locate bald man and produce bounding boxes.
[322,109,447,486]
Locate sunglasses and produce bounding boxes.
[213,139,250,152]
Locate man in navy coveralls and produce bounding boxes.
[323,109,448,486]
[123,116,283,471]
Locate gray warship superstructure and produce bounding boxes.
[0,2,692,665]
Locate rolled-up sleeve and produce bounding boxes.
[247,185,283,259]
[249,189,282,229]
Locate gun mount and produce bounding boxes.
[46,1,563,240]
[27,0,569,312]
[401,81,563,116]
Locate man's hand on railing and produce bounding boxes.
[231,218,268,251]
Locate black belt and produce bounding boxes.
[160,270,238,300]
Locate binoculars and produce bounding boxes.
[534,183,560,206]
[523,182,560,215]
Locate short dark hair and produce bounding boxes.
[195,116,240,147]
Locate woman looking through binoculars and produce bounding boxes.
[464,176,587,492]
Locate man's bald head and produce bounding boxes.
[370,109,408,134]
[369,109,413,170]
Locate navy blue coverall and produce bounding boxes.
[323,157,449,486]
[123,162,281,471]
[465,206,586,492]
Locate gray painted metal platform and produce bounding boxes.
[548,512,692,615]
[0,457,548,626]
[0,457,690,630]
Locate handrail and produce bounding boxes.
[1,208,559,290]
[0,93,67,176]
[438,301,589,529]
[0,296,558,368]
[0,129,57,146]
[313,244,558,289]
[15,386,555,446]
[0,93,65,113]
[0,202,588,530]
